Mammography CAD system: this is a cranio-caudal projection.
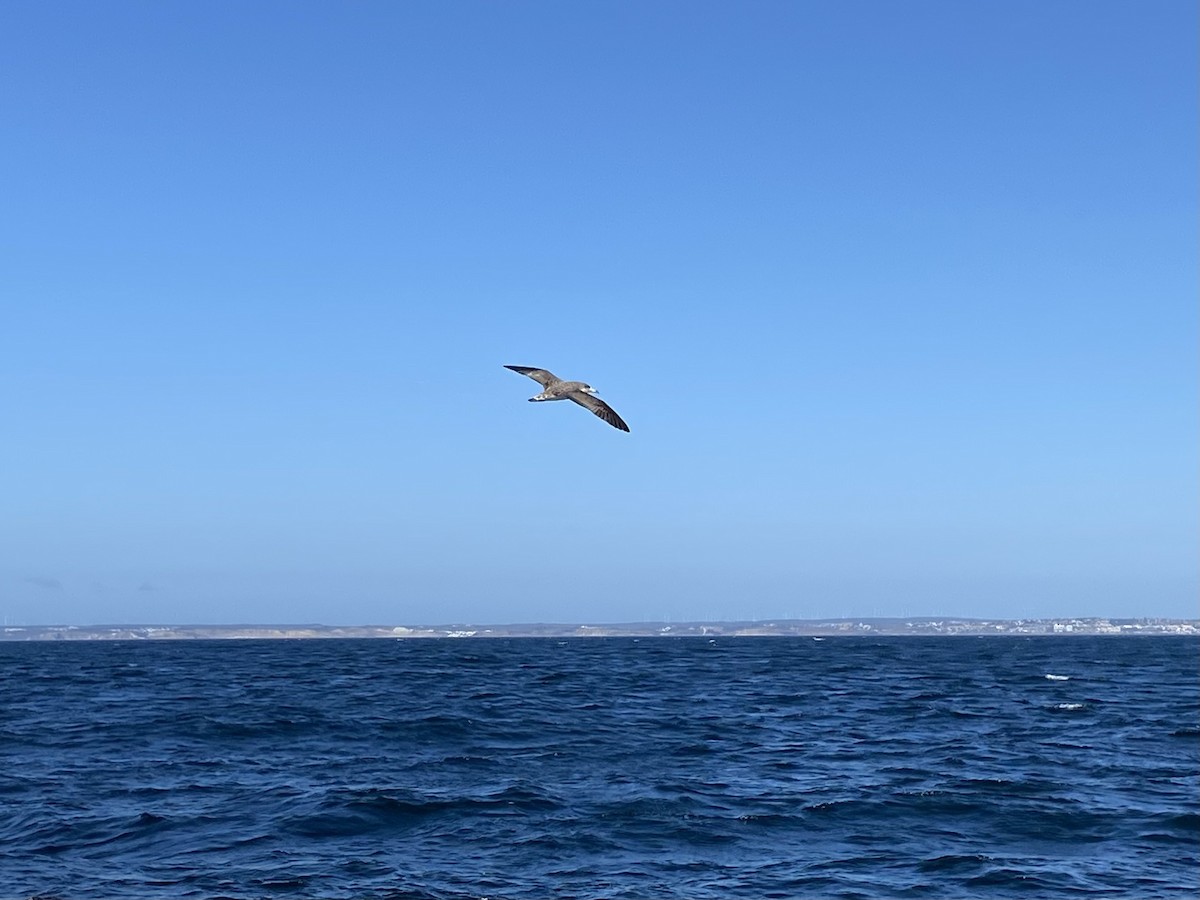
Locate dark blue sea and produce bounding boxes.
[1,636,1196,899]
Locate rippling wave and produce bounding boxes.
[1,636,1196,898]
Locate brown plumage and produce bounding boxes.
[504,365,630,432]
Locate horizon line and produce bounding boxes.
[6,614,1198,630]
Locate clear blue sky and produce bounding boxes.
[2,1,1195,626]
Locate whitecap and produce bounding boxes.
[1044,674,1070,681]
[1055,703,1085,710]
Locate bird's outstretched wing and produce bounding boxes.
[568,391,630,432]
[504,365,560,387]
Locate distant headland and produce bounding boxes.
[1,617,1196,641]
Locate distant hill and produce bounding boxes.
[2,617,1196,641]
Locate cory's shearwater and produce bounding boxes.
[504,365,630,432]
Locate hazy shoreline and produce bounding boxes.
[2,617,1196,641]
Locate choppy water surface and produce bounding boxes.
[1,636,1196,898]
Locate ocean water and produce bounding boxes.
[0,636,1196,899]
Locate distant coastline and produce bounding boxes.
[1,617,1196,641]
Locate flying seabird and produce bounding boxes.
[504,365,630,432]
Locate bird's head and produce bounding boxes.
[582,384,597,394]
